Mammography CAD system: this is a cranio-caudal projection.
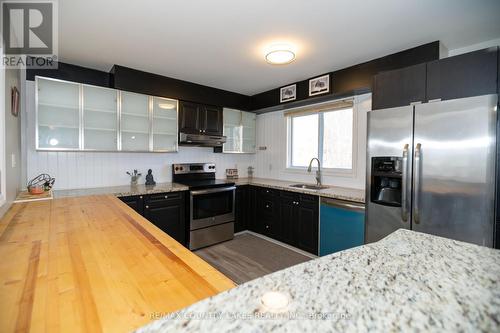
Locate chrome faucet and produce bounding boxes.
[307,158,322,186]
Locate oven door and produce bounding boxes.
[190,186,236,230]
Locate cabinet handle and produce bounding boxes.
[265,225,269,229]
[265,205,269,208]
[145,205,149,209]
[164,195,168,199]
[266,190,269,193]
[139,196,143,199]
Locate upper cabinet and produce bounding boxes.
[223,108,256,153]
[372,63,427,110]
[372,47,499,110]
[82,85,118,150]
[36,76,178,152]
[121,91,150,151]
[152,97,178,151]
[426,47,498,102]
[179,101,223,136]
[37,78,80,149]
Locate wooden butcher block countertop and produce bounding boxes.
[0,195,235,333]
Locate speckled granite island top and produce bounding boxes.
[54,182,189,198]
[137,229,500,333]
[235,177,365,203]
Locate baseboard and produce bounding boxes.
[235,230,318,259]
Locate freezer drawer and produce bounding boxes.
[320,198,365,256]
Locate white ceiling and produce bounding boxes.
[59,0,500,95]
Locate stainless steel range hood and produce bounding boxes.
[179,133,227,147]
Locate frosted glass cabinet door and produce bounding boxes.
[82,85,118,150]
[223,108,242,153]
[152,97,178,151]
[121,91,150,151]
[37,77,80,149]
[242,111,256,153]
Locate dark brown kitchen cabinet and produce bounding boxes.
[246,186,258,232]
[179,101,223,136]
[278,193,297,246]
[372,63,427,110]
[119,192,186,246]
[234,185,319,255]
[426,47,498,102]
[203,105,223,135]
[235,186,247,233]
[144,192,186,246]
[119,195,144,215]
[257,191,280,238]
[278,191,319,255]
[295,195,319,255]
[179,101,200,134]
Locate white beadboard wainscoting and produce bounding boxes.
[253,93,370,189]
[24,80,369,191]
[24,81,253,190]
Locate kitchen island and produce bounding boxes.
[138,229,500,332]
[0,195,234,333]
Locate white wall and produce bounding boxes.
[254,94,371,189]
[0,67,22,217]
[448,38,500,56]
[24,81,254,190]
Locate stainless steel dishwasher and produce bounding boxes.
[319,198,365,256]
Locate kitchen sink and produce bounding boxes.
[289,183,330,190]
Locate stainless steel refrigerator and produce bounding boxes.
[365,94,498,247]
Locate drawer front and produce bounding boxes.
[280,190,299,200]
[145,191,183,206]
[259,187,278,197]
[299,193,318,208]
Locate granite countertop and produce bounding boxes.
[235,177,365,203]
[53,177,365,203]
[137,229,500,332]
[54,182,189,198]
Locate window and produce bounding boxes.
[287,102,355,173]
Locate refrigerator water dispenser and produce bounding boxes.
[370,156,402,207]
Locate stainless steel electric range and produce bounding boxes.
[172,163,235,250]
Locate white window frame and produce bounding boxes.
[286,101,358,177]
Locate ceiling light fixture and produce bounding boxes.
[265,44,296,65]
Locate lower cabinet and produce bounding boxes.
[243,185,319,255]
[235,186,247,233]
[119,191,186,246]
[119,195,144,215]
[294,195,319,254]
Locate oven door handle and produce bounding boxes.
[190,186,236,196]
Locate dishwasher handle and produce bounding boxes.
[321,198,365,212]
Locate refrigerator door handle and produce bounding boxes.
[413,143,422,224]
[401,144,409,222]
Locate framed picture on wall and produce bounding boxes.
[280,84,296,103]
[309,74,330,96]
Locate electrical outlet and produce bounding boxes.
[11,154,16,168]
